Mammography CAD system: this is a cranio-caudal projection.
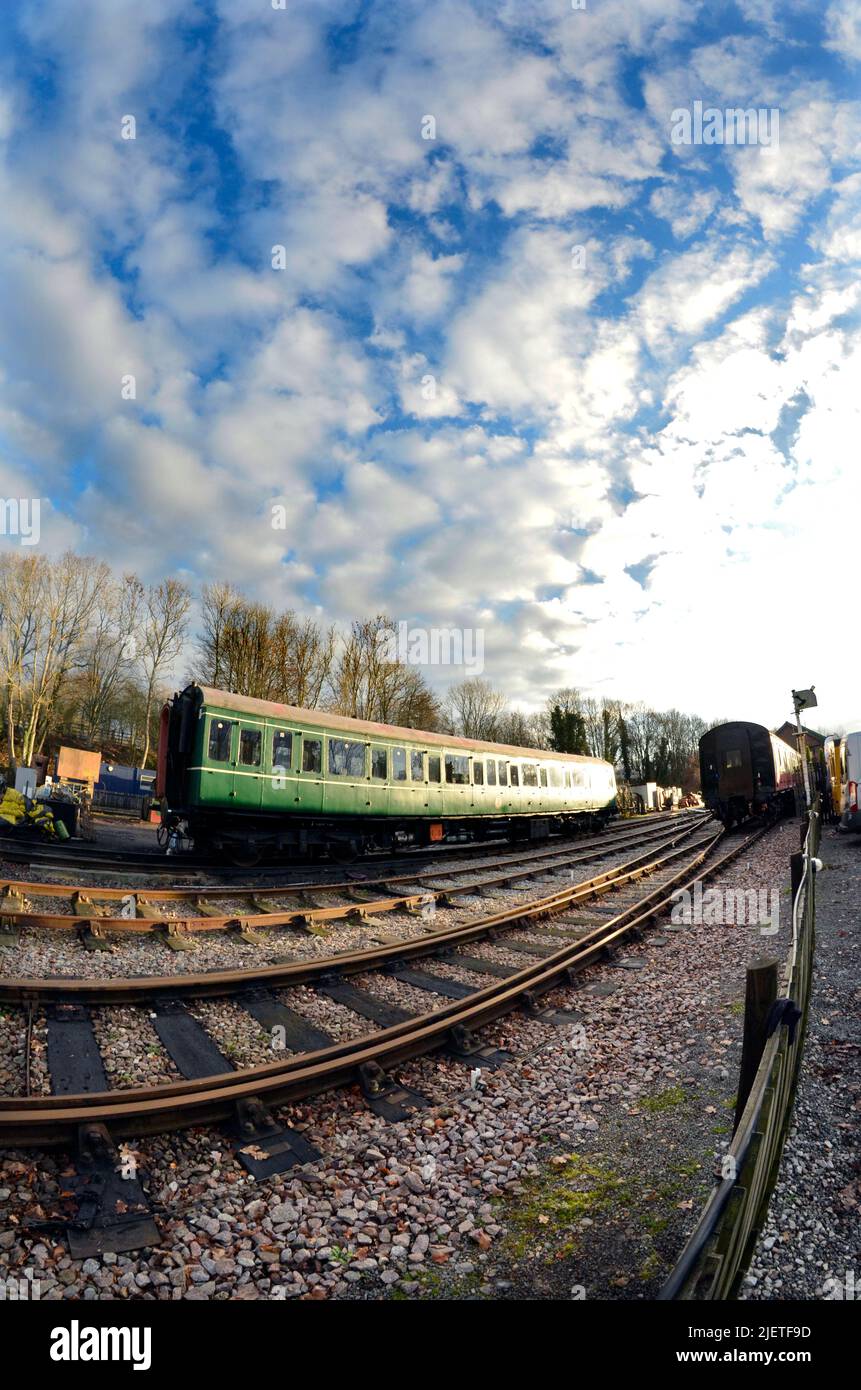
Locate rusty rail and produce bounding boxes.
[0,822,779,1149]
[0,817,709,937]
[0,822,715,1004]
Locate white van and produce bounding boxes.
[838,732,861,832]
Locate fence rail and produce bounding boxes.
[660,798,820,1299]
[91,789,152,818]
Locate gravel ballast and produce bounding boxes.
[1,817,849,1302]
[741,824,861,1301]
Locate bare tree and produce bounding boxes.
[329,617,441,727]
[269,613,336,707]
[139,578,191,767]
[0,552,40,771]
[580,695,602,755]
[0,553,107,769]
[625,703,661,782]
[443,678,507,740]
[197,582,239,690]
[494,709,533,747]
[196,587,339,710]
[78,574,144,742]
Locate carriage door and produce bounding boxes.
[425,750,444,821]
[716,726,751,796]
[202,715,236,807]
[233,722,263,809]
[294,729,324,814]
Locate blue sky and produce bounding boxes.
[1,0,860,727]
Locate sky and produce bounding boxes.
[1,0,859,732]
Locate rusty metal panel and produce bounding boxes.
[56,746,102,786]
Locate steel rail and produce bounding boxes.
[0,809,701,877]
[0,823,774,1149]
[0,823,714,1005]
[0,814,704,904]
[0,819,711,936]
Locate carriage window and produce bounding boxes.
[328,739,366,777]
[272,730,293,770]
[498,761,508,786]
[208,719,232,763]
[428,754,441,783]
[540,767,548,787]
[723,749,742,769]
[392,747,407,781]
[522,764,538,787]
[302,738,322,774]
[564,768,571,788]
[371,746,388,779]
[474,760,484,786]
[445,754,469,784]
[509,764,519,786]
[486,760,497,786]
[411,750,424,781]
[550,766,563,788]
[239,727,261,766]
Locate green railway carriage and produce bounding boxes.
[158,684,618,863]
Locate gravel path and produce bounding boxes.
[741,826,861,1301]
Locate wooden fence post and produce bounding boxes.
[734,958,778,1130]
[790,851,804,910]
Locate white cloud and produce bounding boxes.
[649,183,719,239]
[1,0,860,729]
[633,241,771,349]
[825,0,861,62]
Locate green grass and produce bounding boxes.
[389,1263,487,1301]
[642,1212,671,1236]
[639,1250,664,1281]
[499,1154,633,1263]
[640,1085,688,1113]
[671,1159,702,1177]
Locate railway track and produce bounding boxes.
[0,813,711,941]
[0,814,772,1156]
[0,808,698,879]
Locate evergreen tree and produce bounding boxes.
[618,714,632,781]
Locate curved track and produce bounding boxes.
[0,815,775,1149]
[0,813,710,938]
